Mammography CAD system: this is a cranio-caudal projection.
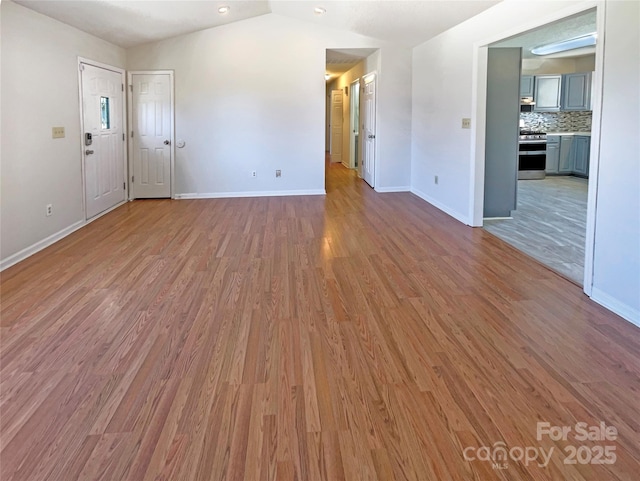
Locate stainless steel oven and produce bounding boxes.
[518,130,547,180]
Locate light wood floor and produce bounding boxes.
[1,162,639,481]
[484,176,588,285]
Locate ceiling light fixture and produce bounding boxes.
[531,32,597,56]
[218,5,230,14]
[314,7,326,15]
[325,73,331,80]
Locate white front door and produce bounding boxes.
[81,63,126,219]
[349,79,360,169]
[330,89,343,164]
[362,74,376,187]
[131,73,172,198]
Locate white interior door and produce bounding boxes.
[349,79,360,170]
[330,89,343,164]
[81,63,126,219]
[362,74,376,187]
[131,73,172,198]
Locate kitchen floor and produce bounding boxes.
[483,175,588,284]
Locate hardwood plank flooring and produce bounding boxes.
[1,162,639,480]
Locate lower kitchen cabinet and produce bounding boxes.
[546,136,560,173]
[558,136,575,174]
[546,135,590,177]
[573,136,591,176]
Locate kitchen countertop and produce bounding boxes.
[546,131,591,136]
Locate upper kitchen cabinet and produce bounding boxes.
[562,72,592,110]
[534,75,562,111]
[520,75,535,97]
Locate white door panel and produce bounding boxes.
[362,75,376,187]
[330,90,343,164]
[81,63,126,219]
[132,74,172,198]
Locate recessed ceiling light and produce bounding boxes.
[218,5,230,14]
[314,7,326,15]
[531,32,597,56]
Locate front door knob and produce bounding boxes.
[164,140,171,145]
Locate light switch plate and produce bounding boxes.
[461,118,471,129]
[52,127,65,139]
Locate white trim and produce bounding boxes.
[582,4,606,297]
[78,57,128,220]
[174,190,326,199]
[349,78,361,170]
[375,186,410,193]
[1,221,84,271]
[127,70,176,199]
[410,188,470,225]
[590,288,640,328]
[1,200,129,272]
[484,216,513,221]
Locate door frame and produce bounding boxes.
[469,1,603,295]
[349,78,360,170]
[127,70,176,199]
[362,71,378,188]
[77,57,127,220]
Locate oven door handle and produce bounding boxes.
[519,151,547,155]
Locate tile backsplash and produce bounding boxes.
[520,111,592,132]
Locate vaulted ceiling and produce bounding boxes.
[14,0,501,49]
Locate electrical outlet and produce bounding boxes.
[434,175,439,185]
[46,204,53,216]
[251,171,257,178]
[461,118,471,129]
[52,127,65,139]
[275,170,282,178]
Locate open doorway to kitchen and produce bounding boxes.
[482,8,598,286]
[324,48,378,191]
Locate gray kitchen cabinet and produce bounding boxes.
[520,75,535,97]
[558,136,574,173]
[562,72,592,111]
[573,136,591,176]
[534,75,562,111]
[546,136,560,174]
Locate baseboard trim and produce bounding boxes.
[590,287,640,328]
[1,200,128,272]
[375,186,411,193]
[410,187,470,225]
[1,220,85,271]
[175,190,326,199]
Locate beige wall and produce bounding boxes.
[522,54,596,74]
[326,52,380,169]
[328,61,366,167]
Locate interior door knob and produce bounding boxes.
[164,140,171,145]
[85,149,94,155]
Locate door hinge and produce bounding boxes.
[79,63,85,71]
[122,133,125,141]
[131,131,134,138]
[121,83,124,92]
[123,182,126,190]
[132,176,134,183]
[129,85,133,92]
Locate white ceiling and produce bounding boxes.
[14,0,501,49]
[326,48,378,78]
[492,8,597,59]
